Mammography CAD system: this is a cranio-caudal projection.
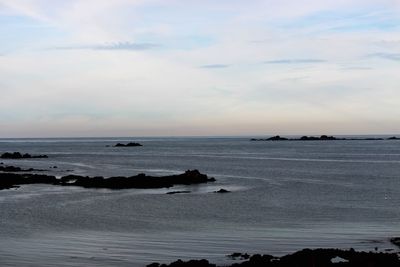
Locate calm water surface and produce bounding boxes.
[0,137,400,266]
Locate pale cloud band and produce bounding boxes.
[200,64,230,69]
[369,53,400,61]
[263,59,326,64]
[52,42,160,51]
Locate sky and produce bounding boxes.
[0,0,399,137]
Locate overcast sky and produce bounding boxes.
[0,0,399,137]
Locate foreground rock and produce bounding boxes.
[114,142,143,147]
[390,237,400,247]
[0,170,215,191]
[1,152,48,159]
[0,173,57,190]
[148,248,400,267]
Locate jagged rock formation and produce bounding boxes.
[0,170,215,190]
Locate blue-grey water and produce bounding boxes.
[0,137,400,266]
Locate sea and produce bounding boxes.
[0,137,399,266]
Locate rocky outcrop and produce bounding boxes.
[300,135,338,141]
[0,173,57,190]
[250,135,391,142]
[148,248,400,267]
[114,142,143,147]
[1,152,48,159]
[0,165,43,172]
[251,136,288,141]
[214,188,230,193]
[390,237,400,247]
[0,170,215,191]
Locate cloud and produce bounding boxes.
[199,64,230,69]
[1,1,400,136]
[52,42,160,51]
[340,66,373,70]
[263,59,327,64]
[369,52,400,61]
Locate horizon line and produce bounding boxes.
[0,133,399,139]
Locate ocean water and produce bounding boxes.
[0,137,400,266]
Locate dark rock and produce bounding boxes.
[0,165,23,172]
[1,152,48,159]
[0,173,57,190]
[319,135,337,140]
[153,248,400,267]
[214,188,230,193]
[114,142,143,147]
[267,135,288,141]
[0,165,43,172]
[252,135,400,142]
[390,237,400,247]
[300,136,320,141]
[0,169,215,191]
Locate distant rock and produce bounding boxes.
[268,135,288,141]
[300,135,338,141]
[0,152,48,159]
[388,136,400,140]
[214,188,230,193]
[114,142,143,147]
[320,135,337,140]
[251,135,338,141]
